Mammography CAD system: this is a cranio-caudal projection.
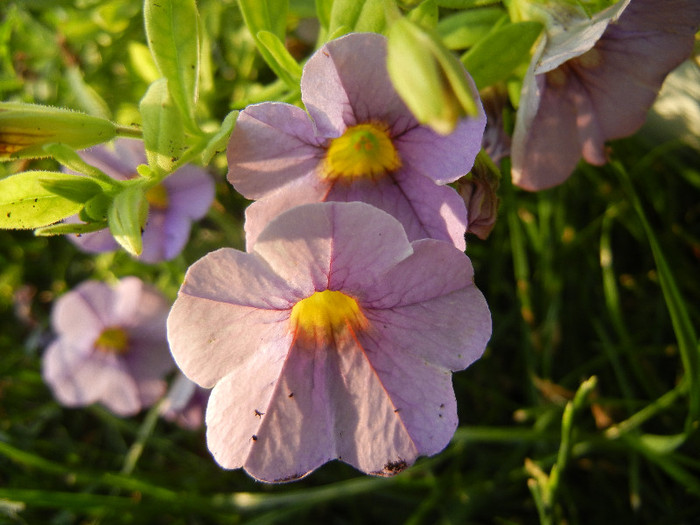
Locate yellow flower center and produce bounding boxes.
[145,183,169,210]
[290,290,367,347]
[323,122,401,182]
[94,326,129,355]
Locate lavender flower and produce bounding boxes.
[42,277,174,417]
[511,0,700,190]
[167,202,491,482]
[227,32,486,251]
[66,139,215,262]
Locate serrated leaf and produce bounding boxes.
[144,0,200,130]
[461,21,543,89]
[0,172,85,229]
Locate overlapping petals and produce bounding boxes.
[512,0,700,190]
[43,277,174,416]
[227,32,486,251]
[167,202,491,481]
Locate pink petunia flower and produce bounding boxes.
[65,138,215,263]
[167,201,492,482]
[42,277,175,417]
[511,0,700,191]
[227,32,486,251]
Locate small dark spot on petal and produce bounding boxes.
[394,408,400,413]
[251,435,258,441]
[322,51,329,57]
[439,403,445,409]
[254,409,264,418]
[288,392,294,398]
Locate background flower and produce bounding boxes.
[227,32,486,251]
[511,0,700,190]
[168,202,491,482]
[65,139,215,262]
[42,277,174,417]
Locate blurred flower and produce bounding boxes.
[160,373,209,430]
[480,85,512,165]
[227,32,486,251]
[42,277,174,417]
[65,139,215,263]
[167,202,491,482]
[456,151,501,240]
[511,0,700,190]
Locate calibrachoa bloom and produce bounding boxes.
[227,32,486,251]
[43,277,174,417]
[511,0,700,191]
[66,138,215,263]
[167,202,491,482]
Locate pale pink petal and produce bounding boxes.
[326,175,468,250]
[227,103,326,199]
[253,202,413,295]
[51,281,113,338]
[167,248,296,387]
[243,174,329,250]
[302,32,417,138]
[395,98,486,186]
[165,165,216,220]
[363,239,491,371]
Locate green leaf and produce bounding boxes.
[315,0,333,30]
[0,172,86,229]
[35,220,108,236]
[108,185,146,256]
[437,8,505,50]
[38,177,102,203]
[139,78,189,175]
[144,0,200,130]
[436,0,500,7]
[328,0,386,36]
[256,30,303,86]
[407,0,438,29]
[461,21,543,89]
[42,143,118,187]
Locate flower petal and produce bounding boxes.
[326,174,468,250]
[363,239,491,371]
[252,202,413,295]
[395,99,486,186]
[227,103,325,199]
[164,165,215,220]
[168,248,295,387]
[302,33,419,138]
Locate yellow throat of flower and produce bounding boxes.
[145,183,169,210]
[290,290,367,346]
[323,122,401,182]
[94,326,130,355]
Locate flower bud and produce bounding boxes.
[386,18,480,135]
[0,102,117,161]
[456,151,501,240]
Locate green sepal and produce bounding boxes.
[144,0,200,131]
[461,21,543,89]
[35,220,109,237]
[108,185,147,256]
[81,192,113,222]
[0,102,117,161]
[0,171,86,229]
[42,143,118,187]
[38,176,102,203]
[139,78,190,176]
